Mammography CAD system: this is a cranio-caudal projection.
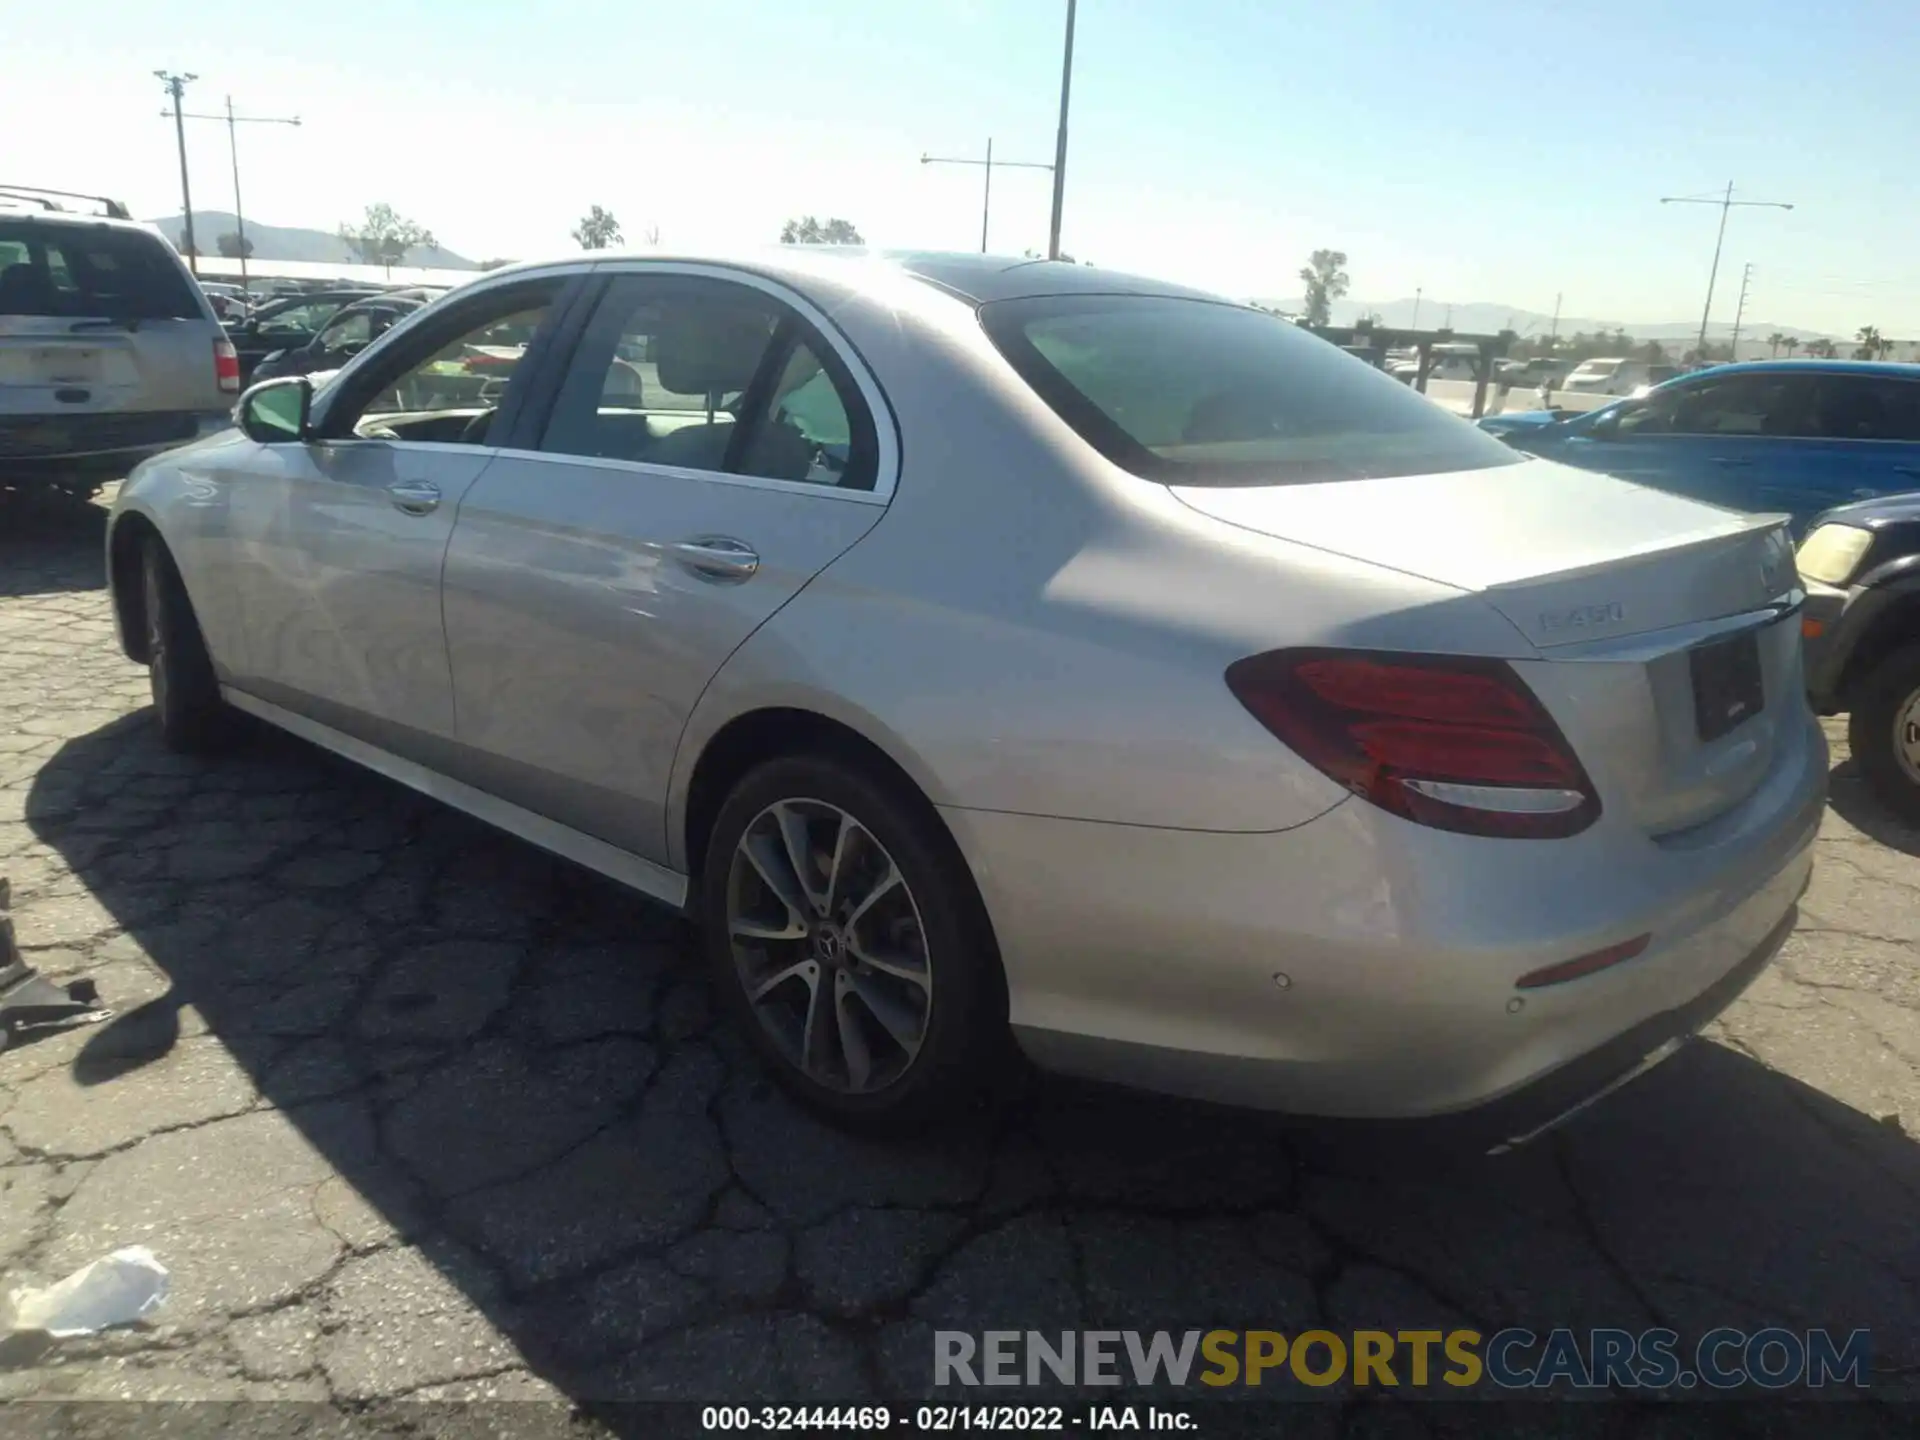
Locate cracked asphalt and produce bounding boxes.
[3,490,1920,1434]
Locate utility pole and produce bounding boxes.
[1549,292,1563,346]
[155,70,199,274]
[1411,287,1422,329]
[1047,0,1078,260]
[1728,263,1754,362]
[920,139,1053,253]
[177,96,301,294]
[1660,181,1793,362]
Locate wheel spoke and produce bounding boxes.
[731,912,807,943]
[742,829,810,928]
[833,976,874,1090]
[845,971,925,1056]
[774,802,829,916]
[822,814,858,915]
[847,937,930,991]
[799,964,835,1081]
[842,862,902,935]
[747,958,815,1004]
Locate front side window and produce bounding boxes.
[322,283,558,444]
[981,294,1521,486]
[313,310,374,358]
[1664,374,1813,437]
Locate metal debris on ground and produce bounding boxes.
[0,875,111,1051]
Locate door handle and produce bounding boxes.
[671,536,760,583]
[387,480,441,514]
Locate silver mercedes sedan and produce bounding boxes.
[106,250,1825,1139]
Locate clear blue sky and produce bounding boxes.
[8,0,1918,334]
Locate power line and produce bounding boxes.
[1659,181,1794,359]
[919,139,1052,253]
[175,96,301,292]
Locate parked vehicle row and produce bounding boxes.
[109,248,1821,1143]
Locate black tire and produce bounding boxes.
[141,536,233,754]
[1848,642,1920,826]
[699,754,1005,1134]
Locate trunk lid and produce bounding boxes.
[1172,459,1805,836]
[0,315,221,416]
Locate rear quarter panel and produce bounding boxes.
[667,277,1534,858]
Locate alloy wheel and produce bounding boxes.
[725,798,932,1094]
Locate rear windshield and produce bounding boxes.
[0,221,203,321]
[979,294,1521,486]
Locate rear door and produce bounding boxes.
[439,267,894,863]
[1791,372,1920,510]
[0,217,221,420]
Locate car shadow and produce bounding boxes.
[1827,753,1920,858]
[0,486,109,598]
[15,713,1920,1411]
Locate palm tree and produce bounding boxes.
[1855,325,1886,360]
[1782,336,1800,358]
[1766,331,1787,358]
[1806,337,1838,359]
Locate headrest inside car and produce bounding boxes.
[654,303,774,397]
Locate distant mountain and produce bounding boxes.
[145,211,477,270]
[1249,295,1835,343]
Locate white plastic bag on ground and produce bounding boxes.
[8,1246,169,1337]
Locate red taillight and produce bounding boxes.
[214,337,241,394]
[1225,649,1601,839]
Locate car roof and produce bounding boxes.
[473,247,1230,308]
[1683,358,1920,382]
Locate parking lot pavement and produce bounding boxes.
[3,492,1920,1427]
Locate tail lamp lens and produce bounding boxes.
[1225,649,1601,839]
[214,337,241,394]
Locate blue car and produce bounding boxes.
[1477,360,1920,534]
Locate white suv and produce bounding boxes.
[1,188,237,498]
[1560,356,1651,396]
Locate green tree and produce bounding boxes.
[780,216,864,245]
[1805,337,1838,359]
[215,231,253,260]
[1782,336,1800,358]
[338,204,437,271]
[572,205,622,250]
[1298,248,1350,327]
[1765,331,1788,358]
[1855,325,1887,360]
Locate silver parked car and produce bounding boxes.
[2,191,238,497]
[106,250,1825,1138]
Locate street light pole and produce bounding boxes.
[1660,182,1793,362]
[178,97,301,294]
[155,70,199,274]
[1047,0,1077,260]
[920,140,1054,254]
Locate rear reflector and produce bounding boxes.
[1225,649,1601,839]
[1801,617,1824,639]
[1515,934,1652,989]
[214,337,241,394]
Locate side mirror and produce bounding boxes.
[237,377,313,444]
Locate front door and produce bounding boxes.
[226,277,569,757]
[439,269,893,862]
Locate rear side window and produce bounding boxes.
[0,222,202,320]
[1810,376,1920,442]
[980,294,1520,485]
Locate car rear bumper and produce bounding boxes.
[0,410,231,478]
[943,707,1826,1122]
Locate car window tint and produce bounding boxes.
[734,338,877,490]
[0,221,201,320]
[1812,376,1920,442]
[1662,374,1812,437]
[539,278,780,473]
[357,302,550,431]
[982,294,1520,486]
[316,311,373,354]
